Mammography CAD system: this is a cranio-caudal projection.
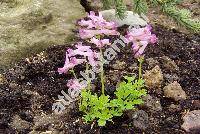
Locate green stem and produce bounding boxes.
[100,48,105,95]
[138,57,144,80]
[71,68,77,79]
[86,63,91,90]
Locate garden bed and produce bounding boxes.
[0,25,199,133]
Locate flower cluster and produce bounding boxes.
[125,25,157,57]
[58,42,100,75]
[78,11,119,48]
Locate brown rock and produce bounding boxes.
[146,58,159,69]
[163,81,187,101]
[112,61,126,70]
[0,74,6,84]
[143,65,163,89]
[168,104,181,113]
[10,115,31,131]
[160,56,179,72]
[182,110,200,132]
[132,110,149,130]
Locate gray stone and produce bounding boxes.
[142,94,162,113]
[100,9,147,27]
[132,110,149,130]
[143,65,163,89]
[0,0,85,70]
[163,81,187,101]
[182,110,200,132]
[164,73,179,83]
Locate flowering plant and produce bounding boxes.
[57,11,157,126]
[125,25,157,57]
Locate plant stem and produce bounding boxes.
[138,57,144,80]
[86,63,91,90]
[100,48,105,95]
[71,68,77,79]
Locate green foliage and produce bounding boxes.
[162,4,200,32]
[133,0,148,14]
[102,0,113,10]
[101,0,200,33]
[114,0,127,19]
[79,76,147,126]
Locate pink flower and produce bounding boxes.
[67,79,86,90]
[58,53,76,74]
[133,41,148,57]
[150,34,157,44]
[90,37,110,48]
[78,20,95,29]
[58,52,86,74]
[79,29,101,39]
[125,25,157,43]
[100,29,120,36]
[70,57,86,65]
[87,51,100,66]
[78,11,119,39]
[58,42,100,74]
[125,25,157,57]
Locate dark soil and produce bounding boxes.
[0,25,199,134]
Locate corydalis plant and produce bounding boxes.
[58,11,157,126]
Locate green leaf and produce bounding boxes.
[98,119,106,126]
[79,76,147,127]
[133,0,148,14]
[124,76,135,83]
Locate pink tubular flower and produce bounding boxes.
[58,53,75,74]
[79,29,102,39]
[90,37,110,48]
[67,79,86,90]
[125,25,157,43]
[125,25,157,57]
[99,29,120,36]
[133,41,148,58]
[78,11,119,39]
[58,42,100,74]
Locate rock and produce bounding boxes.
[142,94,162,113]
[112,61,126,70]
[164,73,179,83]
[33,114,59,129]
[145,58,159,69]
[182,110,200,133]
[160,56,179,72]
[10,115,31,131]
[0,74,6,84]
[106,70,122,84]
[100,9,147,27]
[143,65,164,89]
[163,81,187,101]
[128,63,138,71]
[168,104,181,113]
[192,100,200,109]
[0,0,85,70]
[132,110,149,130]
